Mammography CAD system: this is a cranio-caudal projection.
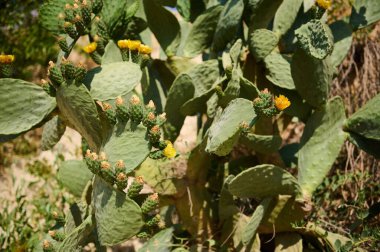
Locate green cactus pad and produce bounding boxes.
[242,197,272,245]
[102,40,123,64]
[348,132,380,159]
[219,175,239,220]
[246,0,283,30]
[329,21,353,68]
[183,5,224,57]
[139,227,174,252]
[350,0,380,30]
[56,82,103,151]
[264,52,295,90]
[291,49,333,108]
[163,73,194,141]
[57,214,95,251]
[164,60,220,141]
[206,98,256,156]
[84,62,142,101]
[57,160,93,197]
[239,133,282,154]
[273,0,304,36]
[298,96,347,198]
[135,158,186,196]
[212,0,244,52]
[0,78,56,135]
[229,164,301,198]
[180,87,216,116]
[41,116,66,151]
[143,0,181,56]
[344,93,380,141]
[295,19,334,60]
[260,195,306,233]
[93,176,144,246]
[274,233,303,251]
[249,29,279,61]
[103,123,151,173]
[39,0,66,34]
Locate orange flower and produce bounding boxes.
[274,95,291,111]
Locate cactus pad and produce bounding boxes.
[350,0,380,30]
[0,78,56,135]
[183,5,224,57]
[295,19,334,60]
[291,49,333,108]
[239,133,282,153]
[139,227,174,252]
[212,0,244,52]
[135,158,186,196]
[41,116,66,151]
[103,123,151,173]
[143,0,181,56]
[298,96,347,197]
[206,98,256,156]
[39,0,66,34]
[57,160,93,197]
[102,40,123,64]
[249,29,279,61]
[229,164,301,198]
[329,21,353,68]
[273,0,304,36]
[344,93,380,141]
[85,62,142,101]
[56,82,102,151]
[264,52,295,90]
[93,176,144,246]
[242,197,272,245]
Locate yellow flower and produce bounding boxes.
[138,44,152,54]
[163,141,176,158]
[126,40,141,51]
[274,95,291,111]
[0,54,15,64]
[117,39,128,49]
[316,0,331,9]
[83,42,97,54]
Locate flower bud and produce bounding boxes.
[127,176,144,198]
[148,125,161,144]
[141,193,159,214]
[129,95,144,124]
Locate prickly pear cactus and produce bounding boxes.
[2,0,379,250]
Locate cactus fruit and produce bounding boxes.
[129,95,144,124]
[102,102,117,125]
[91,0,103,14]
[48,61,64,87]
[148,125,161,144]
[141,193,159,214]
[127,176,144,198]
[48,230,65,241]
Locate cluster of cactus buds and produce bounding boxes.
[0,54,15,77]
[84,150,146,195]
[117,39,152,67]
[253,89,290,117]
[59,0,102,39]
[46,59,87,89]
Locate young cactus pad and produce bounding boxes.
[93,176,144,246]
[0,78,56,135]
